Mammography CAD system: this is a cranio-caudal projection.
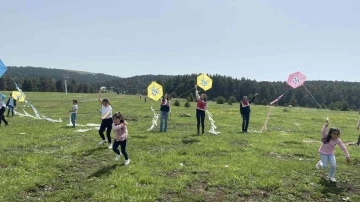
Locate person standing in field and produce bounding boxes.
[240,93,258,133]
[98,88,113,149]
[315,119,350,182]
[0,101,8,126]
[159,93,170,132]
[68,100,78,127]
[195,84,207,135]
[6,93,16,117]
[112,112,130,165]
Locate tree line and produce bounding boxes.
[1,66,360,111]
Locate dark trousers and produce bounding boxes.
[113,139,128,160]
[0,107,8,126]
[7,106,14,117]
[357,135,360,145]
[196,109,205,134]
[242,115,250,132]
[99,118,113,143]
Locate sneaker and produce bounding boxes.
[115,155,120,161]
[329,177,336,182]
[315,160,323,169]
[124,159,130,165]
[98,140,106,145]
[108,143,112,149]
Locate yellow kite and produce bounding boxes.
[12,91,26,102]
[147,81,163,101]
[197,73,212,91]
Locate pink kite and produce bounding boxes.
[287,71,306,89]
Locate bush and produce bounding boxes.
[174,100,180,107]
[171,92,177,98]
[228,96,237,105]
[187,93,195,102]
[216,96,226,104]
[184,101,191,107]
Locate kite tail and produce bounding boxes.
[147,106,159,131]
[260,93,286,133]
[206,110,220,135]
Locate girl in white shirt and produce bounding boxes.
[98,88,113,149]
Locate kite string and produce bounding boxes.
[302,84,328,119]
[176,87,195,98]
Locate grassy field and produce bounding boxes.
[1,91,359,202]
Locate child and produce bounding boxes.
[69,100,78,127]
[315,119,350,182]
[240,93,258,133]
[195,84,207,135]
[6,93,16,117]
[0,101,8,126]
[159,93,170,132]
[112,112,130,165]
[98,88,113,149]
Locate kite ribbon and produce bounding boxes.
[206,110,220,135]
[147,106,160,131]
[260,93,287,133]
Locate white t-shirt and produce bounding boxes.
[71,105,78,114]
[102,105,112,119]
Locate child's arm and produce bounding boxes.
[101,111,111,119]
[98,88,103,105]
[195,84,200,100]
[337,139,350,158]
[123,121,128,126]
[321,120,329,138]
[112,123,123,130]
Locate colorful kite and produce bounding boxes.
[147,81,163,101]
[0,59,7,78]
[287,71,307,89]
[197,73,212,91]
[12,91,26,102]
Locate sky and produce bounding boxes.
[1,0,359,81]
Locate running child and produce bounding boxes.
[112,112,130,165]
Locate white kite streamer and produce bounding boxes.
[206,110,220,135]
[147,106,160,131]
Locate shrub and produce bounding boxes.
[184,101,191,107]
[174,100,180,107]
[216,96,226,104]
[170,92,177,98]
[228,96,237,105]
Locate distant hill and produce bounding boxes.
[1,66,360,110]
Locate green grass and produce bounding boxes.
[1,92,360,202]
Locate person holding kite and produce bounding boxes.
[98,88,113,149]
[159,93,171,132]
[315,119,350,182]
[195,84,207,135]
[6,93,16,117]
[240,93,258,133]
[68,100,78,127]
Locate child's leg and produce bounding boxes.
[320,153,329,169]
[120,139,129,160]
[112,140,121,155]
[159,111,164,131]
[328,155,336,178]
[357,135,360,145]
[242,116,246,131]
[98,120,106,140]
[106,120,112,144]
[164,112,168,131]
[244,115,250,131]
[196,110,200,134]
[200,111,205,134]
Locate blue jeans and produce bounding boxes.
[320,153,336,178]
[160,111,168,132]
[71,113,77,127]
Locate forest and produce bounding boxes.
[1,66,359,110]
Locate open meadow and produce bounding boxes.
[1,92,360,202]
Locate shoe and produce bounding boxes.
[108,143,112,149]
[98,140,106,145]
[115,155,120,161]
[315,160,323,169]
[124,159,130,165]
[329,177,336,182]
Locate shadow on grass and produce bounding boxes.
[82,147,105,156]
[319,177,344,195]
[182,138,200,144]
[131,135,148,139]
[88,164,121,178]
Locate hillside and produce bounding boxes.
[1,66,360,110]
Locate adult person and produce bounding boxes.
[240,93,258,133]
